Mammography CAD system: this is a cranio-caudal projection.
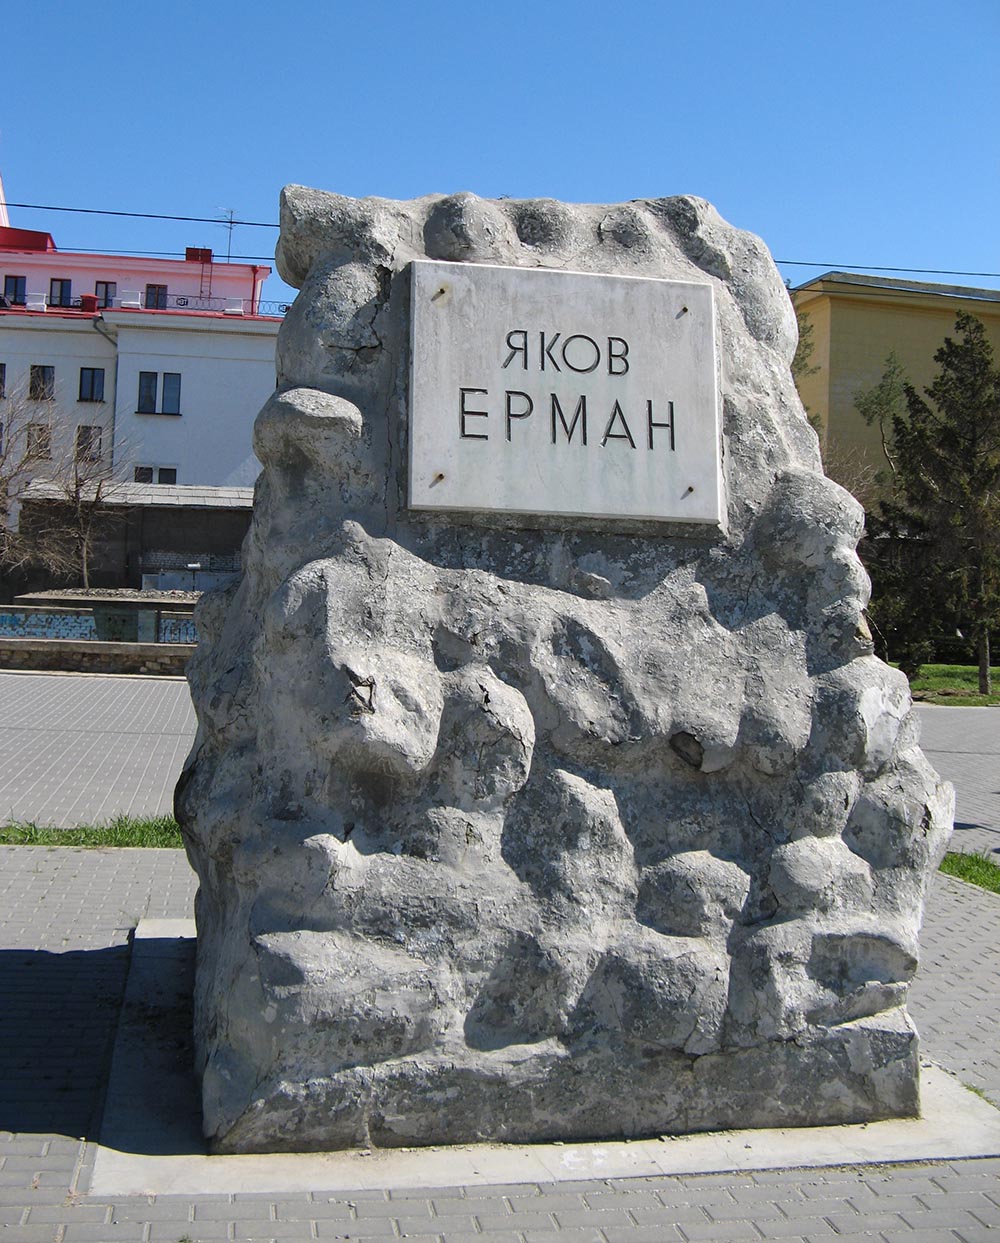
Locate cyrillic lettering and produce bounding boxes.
[601,401,636,448]
[502,330,528,370]
[541,331,562,372]
[561,334,601,374]
[459,387,489,439]
[505,390,533,441]
[551,394,588,444]
[608,336,629,375]
[647,399,675,450]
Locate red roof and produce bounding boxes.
[0,225,57,252]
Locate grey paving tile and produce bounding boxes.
[464,1188,541,1198]
[0,1140,48,1156]
[630,1204,712,1225]
[400,1186,467,1200]
[109,1200,197,1222]
[148,1223,232,1241]
[354,1198,430,1218]
[235,1226,317,1242]
[24,1204,110,1223]
[921,1188,1000,1212]
[580,1190,662,1209]
[841,1192,932,1212]
[901,1207,1000,1230]
[430,1196,511,1215]
[552,1207,635,1227]
[0,1226,69,1242]
[30,1171,80,1188]
[754,1216,838,1238]
[954,1228,1000,1243]
[705,1198,784,1221]
[426,1213,478,1232]
[270,1201,353,1220]
[520,1231,607,1243]
[62,1225,156,1242]
[517,1194,589,1213]
[193,1202,280,1221]
[675,1220,762,1241]
[879,1232,966,1243]
[603,1228,688,1243]
[396,1211,450,1232]
[440,1232,523,1243]
[759,1197,850,1219]
[535,1181,608,1195]
[313,1223,398,1240]
[822,1210,908,1232]
[0,1187,74,1204]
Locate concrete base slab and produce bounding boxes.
[89,919,1000,1198]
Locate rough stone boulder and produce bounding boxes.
[177,187,953,1153]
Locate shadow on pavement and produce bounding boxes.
[97,934,205,1156]
[953,821,1000,855]
[0,945,129,1137]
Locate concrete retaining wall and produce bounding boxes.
[0,638,195,676]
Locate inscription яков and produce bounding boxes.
[409,260,722,523]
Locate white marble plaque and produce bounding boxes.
[409,260,722,524]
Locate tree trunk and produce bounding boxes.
[978,626,992,696]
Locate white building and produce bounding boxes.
[0,216,281,490]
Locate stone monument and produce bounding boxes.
[177,188,953,1153]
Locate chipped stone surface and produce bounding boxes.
[177,188,953,1153]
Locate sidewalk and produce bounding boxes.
[0,672,195,828]
[1,862,998,1240]
[917,705,1000,858]
[0,686,998,1240]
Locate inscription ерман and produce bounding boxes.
[409,261,722,524]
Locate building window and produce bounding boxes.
[95,281,117,309]
[134,465,177,484]
[138,371,181,415]
[75,425,102,463]
[49,279,73,308]
[162,372,181,414]
[138,372,157,413]
[27,423,52,459]
[0,363,5,399]
[145,284,168,310]
[29,365,55,400]
[3,275,26,306]
[78,367,105,403]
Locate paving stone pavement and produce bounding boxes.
[0,690,998,1240]
[917,705,1000,859]
[0,672,196,828]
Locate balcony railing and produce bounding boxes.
[119,291,289,315]
[1,292,291,315]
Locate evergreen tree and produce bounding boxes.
[878,312,1000,693]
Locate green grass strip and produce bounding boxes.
[0,815,183,849]
[910,663,1000,705]
[940,850,1000,895]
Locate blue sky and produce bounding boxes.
[2,0,997,303]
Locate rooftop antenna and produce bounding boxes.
[218,207,237,263]
[0,170,10,228]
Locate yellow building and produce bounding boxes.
[791,272,1000,499]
